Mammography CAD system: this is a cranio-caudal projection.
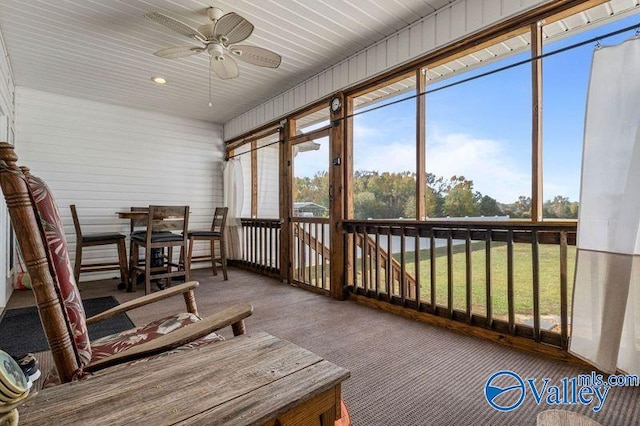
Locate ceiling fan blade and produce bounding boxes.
[154,46,205,59]
[213,12,254,45]
[230,45,282,68]
[211,54,239,80]
[145,12,205,42]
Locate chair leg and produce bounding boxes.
[129,242,138,292]
[167,247,175,287]
[187,236,195,277]
[210,240,218,276]
[183,244,190,282]
[116,239,128,288]
[219,237,228,281]
[144,247,151,295]
[74,242,82,284]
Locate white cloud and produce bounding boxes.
[353,123,417,173]
[427,132,530,203]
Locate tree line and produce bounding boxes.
[294,170,579,219]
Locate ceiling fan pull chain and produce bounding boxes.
[209,63,213,107]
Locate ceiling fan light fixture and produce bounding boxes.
[207,7,225,22]
[151,76,167,84]
[147,7,280,80]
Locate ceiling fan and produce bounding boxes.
[145,7,281,80]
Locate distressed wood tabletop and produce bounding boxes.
[19,332,350,425]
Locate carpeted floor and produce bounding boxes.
[6,268,640,425]
[0,296,134,354]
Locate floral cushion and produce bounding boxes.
[90,312,224,362]
[25,174,91,366]
[43,313,224,388]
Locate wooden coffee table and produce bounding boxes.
[18,332,350,425]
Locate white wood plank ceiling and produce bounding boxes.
[0,0,457,124]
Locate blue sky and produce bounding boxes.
[295,12,640,205]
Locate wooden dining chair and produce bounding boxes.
[129,206,148,236]
[0,142,252,386]
[70,204,128,287]
[187,206,228,280]
[130,205,190,294]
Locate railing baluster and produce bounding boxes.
[363,227,369,292]
[307,223,311,284]
[414,234,421,306]
[352,230,358,291]
[253,223,257,267]
[465,228,472,323]
[507,229,515,335]
[375,227,380,297]
[560,231,569,349]
[297,223,302,282]
[321,222,325,289]
[447,229,453,318]
[400,227,406,305]
[275,221,280,271]
[266,222,271,269]
[262,221,267,269]
[368,230,374,291]
[532,229,541,342]
[430,233,436,312]
[315,222,319,287]
[485,229,493,327]
[387,231,392,296]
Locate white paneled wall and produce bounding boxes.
[16,87,224,281]
[0,28,15,308]
[224,0,550,140]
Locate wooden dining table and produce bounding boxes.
[117,210,148,221]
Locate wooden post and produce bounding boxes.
[330,93,347,300]
[416,69,426,220]
[344,96,354,289]
[531,21,544,222]
[279,121,294,284]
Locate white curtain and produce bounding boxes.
[570,37,640,374]
[223,158,244,260]
[256,144,280,218]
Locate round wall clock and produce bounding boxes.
[330,96,342,113]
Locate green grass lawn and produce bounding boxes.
[356,241,575,321]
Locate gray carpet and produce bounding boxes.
[10,269,640,425]
[0,296,134,354]
[175,269,640,426]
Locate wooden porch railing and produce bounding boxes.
[291,217,330,292]
[343,220,577,349]
[236,218,281,276]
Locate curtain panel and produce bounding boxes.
[570,37,640,374]
[222,159,244,260]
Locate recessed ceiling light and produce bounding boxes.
[151,77,167,84]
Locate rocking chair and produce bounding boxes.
[0,142,252,385]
